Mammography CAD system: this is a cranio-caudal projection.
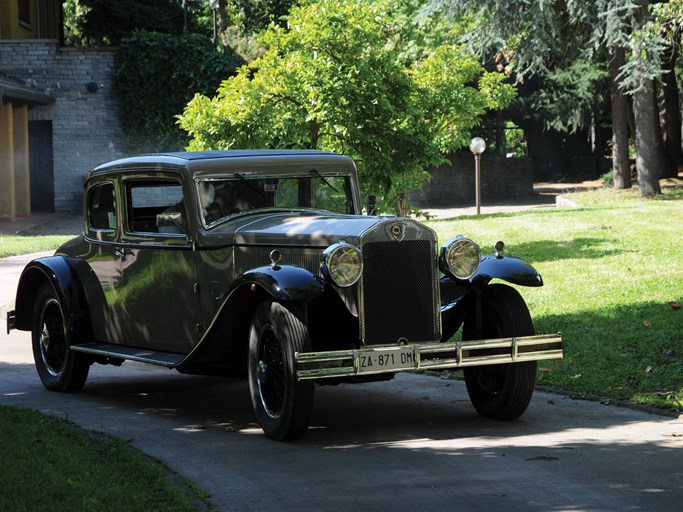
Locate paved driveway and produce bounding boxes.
[2,325,682,511]
[2,250,682,511]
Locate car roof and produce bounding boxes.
[88,150,354,179]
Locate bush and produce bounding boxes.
[115,32,245,152]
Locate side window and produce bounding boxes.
[127,181,186,234]
[89,183,117,231]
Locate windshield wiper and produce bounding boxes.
[310,169,340,193]
[234,172,266,198]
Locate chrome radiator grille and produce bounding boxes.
[360,224,440,346]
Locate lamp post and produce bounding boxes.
[469,137,486,215]
[210,0,220,44]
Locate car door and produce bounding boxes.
[116,176,201,354]
[81,178,128,344]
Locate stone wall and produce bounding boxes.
[410,152,534,208]
[0,40,127,213]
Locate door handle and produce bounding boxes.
[115,248,133,259]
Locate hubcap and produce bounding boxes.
[39,299,67,377]
[256,327,286,419]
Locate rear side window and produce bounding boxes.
[88,183,117,231]
[126,181,186,234]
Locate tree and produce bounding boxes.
[115,32,244,152]
[426,0,678,196]
[179,0,514,214]
[64,0,208,45]
[223,0,297,32]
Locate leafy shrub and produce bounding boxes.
[115,32,245,152]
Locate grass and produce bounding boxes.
[0,405,201,512]
[0,235,73,258]
[427,182,683,412]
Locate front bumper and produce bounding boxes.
[295,333,562,380]
[6,310,15,335]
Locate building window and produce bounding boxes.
[18,0,31,27]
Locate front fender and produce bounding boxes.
[229,264,325,302]
[471,255,543,288]
[14,256,91,342]
[439,255,542,341]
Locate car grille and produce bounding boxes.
[360,221,441,346]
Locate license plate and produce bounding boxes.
[357,346,417,373]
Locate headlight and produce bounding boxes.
[321,242,362,287]
[439,236,481,279]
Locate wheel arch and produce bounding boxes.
[178,264,321,375]
[14,257,92,343]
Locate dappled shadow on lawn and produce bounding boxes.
[504,236,630,264]
[534,299,683,405]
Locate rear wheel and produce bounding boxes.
[463,284,537,420]
[31,283,90,392]
[248,301,314,441]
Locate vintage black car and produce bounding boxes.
[7,150,562,440]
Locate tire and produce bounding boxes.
[248,301,315,441]
[463,284,537,420]
[31,282,90,392]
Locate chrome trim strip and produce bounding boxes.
[295,333,562,380]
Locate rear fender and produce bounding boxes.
[14,256,91,342]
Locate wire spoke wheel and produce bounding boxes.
[256,327,287,417]
[249,301,314,441]
[31,283,89,392]
[39,298,68,377]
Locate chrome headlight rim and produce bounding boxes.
[321,242,363,287]
[439,236,481,280]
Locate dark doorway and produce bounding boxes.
[28,120,54,212]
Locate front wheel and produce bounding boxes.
[248,301,314,441]
[31,283,90,392]
[463,284,537,420]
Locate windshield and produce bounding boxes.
[197,173,354,227]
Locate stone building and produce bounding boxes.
[1,1,127,220]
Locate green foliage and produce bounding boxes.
[179,0,514,214]
[64,0,189,45]
[115,32,245,152]
[225,0,298,32]
[503,121,527,157]
[526,58,610,133]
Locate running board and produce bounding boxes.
[71,342,185,367]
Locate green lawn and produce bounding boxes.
[0,234,73,258]
[0,406,202,512]
[428,184,683,411]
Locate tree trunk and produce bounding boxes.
[610,47,631,189]
[631,0,662,196]
[632,80,663,196]
[660,35,681,178]
[217,0,228,46]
